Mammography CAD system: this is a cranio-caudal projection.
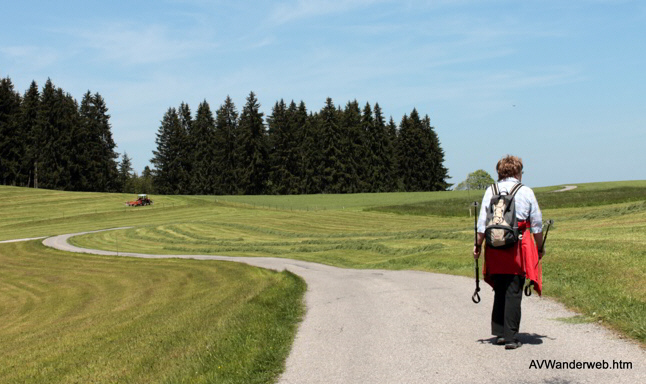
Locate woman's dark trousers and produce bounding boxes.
[491,274,525,342]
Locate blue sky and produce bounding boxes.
[2,0,644,188]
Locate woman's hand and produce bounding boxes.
[473,244,482,259]
[538,248,546,260]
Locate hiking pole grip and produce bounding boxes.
[472,201,481,304]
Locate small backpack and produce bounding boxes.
[485,183,523,249]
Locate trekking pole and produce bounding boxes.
[539,219,554,254]
[471,201,481,304]
[524,219,554,296]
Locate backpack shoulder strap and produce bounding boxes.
[509,183,523,198]
[491,183,499,195]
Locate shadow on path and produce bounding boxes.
[478,333,554,345]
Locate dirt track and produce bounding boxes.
[41,230,645,384]
[552,185,578,192]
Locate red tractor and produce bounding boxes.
[126,194,153,207]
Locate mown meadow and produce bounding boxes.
[0,187,306,383]
[0,180,644,382]
[70,181,646,344]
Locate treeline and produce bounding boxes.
[152,92,450,195]
[1,74,450,195]
[0,76,127,191]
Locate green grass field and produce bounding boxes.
[0,180,644,383]
[0,240,305,383]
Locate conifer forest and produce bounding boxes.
[1,76,450,195]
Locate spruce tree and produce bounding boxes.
[190,100,217,194]
[405,109,432,191]
[396,109,449,191]
[361,102,378,191]
[340,100,363,193]
[178,102,194,192]
[20,81,41,188]
[319,98,344,193]
[34,79,57,189]
[0,77,23,186]
[151,107,189,194]
[268,99,300,194]
[139,166,155,194]
[214,96,239,195]
[301,110,322,194]
[388,117,400,191]
[93,93,120,192]
[286,100,305,193]
[396,113,414,191]
[78,91,119,192]
[365,103,397,192]
[423,115,450,190]
[37,81,79,190]
[236,92,269,195]
[118,152,134,193]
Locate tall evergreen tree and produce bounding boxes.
[361,102,377,191]
[364,103,397,192]
[78,91,119,192]
[178,102,194,192]
[37,80,79,190]
[422,115,450,190]
[190,100,217,194]
[319,98,345,193]
[151,107,189,194]
[214,96,239,195]
[396,109,449,191]
[236,92,269,195]
[20,81,40,188]
[340,100,363,193]
[396,113,414,191]
[387,117,400,190]
[298,104,322,194]
[404,109,431,191]
[268,99,301,194]
[138,166,155,194]
[118,152,134,193]
[0,77,23,185]
[93,93,120,192]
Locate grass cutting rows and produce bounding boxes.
[0,180,644,382]
[0,241,304,383]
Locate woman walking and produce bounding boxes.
[473,155,544,349]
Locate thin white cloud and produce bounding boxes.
[0,46,59,69]
[69,22,217,66]
[269,0,388,25]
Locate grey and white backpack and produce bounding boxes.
[485,183,523,249]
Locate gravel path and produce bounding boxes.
[0,236,47,243]
[552,185,578,192]
[41,230,644,384]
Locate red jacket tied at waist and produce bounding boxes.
[483,220,542,296]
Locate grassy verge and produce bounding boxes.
[0,241,305,383]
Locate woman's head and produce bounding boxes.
[496,155,523,181]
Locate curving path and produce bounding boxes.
[42,230,645,384]
[552,185,578,193]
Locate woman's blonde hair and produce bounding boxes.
[496,155,523,181]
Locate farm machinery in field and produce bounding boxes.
[126,194,153,207]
